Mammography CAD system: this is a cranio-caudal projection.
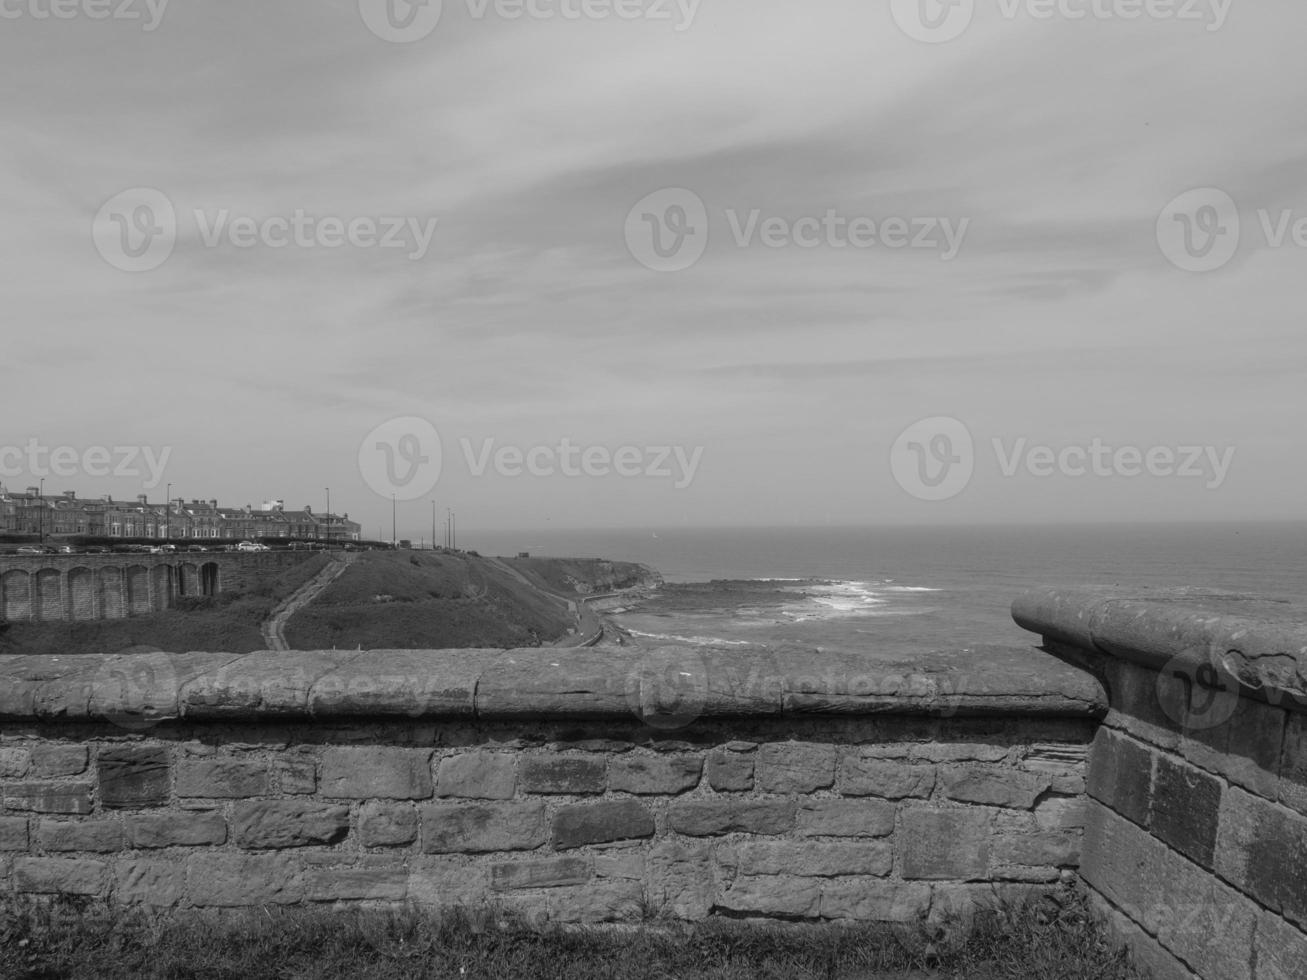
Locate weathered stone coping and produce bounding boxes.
[0,643,1105,725]
[1013,586,1307,712]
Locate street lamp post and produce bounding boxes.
[165,483,172,541]
[37,478,44,543]
[325,487,331,545]
[391,493,397,548]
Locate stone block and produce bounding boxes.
[595,848,644,879]
[1181,696,1283,798]
[796,800,895,838]
[360,801,419,847]
[408,857,490,908]
[37,819,124,853]
[1081,800,1171,929]
[718,875,820,917]
[0,816,30,851]
[1280,712,1307,817]
[1255,910,1307,980]
[435,752,517,800]
[275,755,317,795]
[2,782,93,814]
[841,755,935,799]
[305,869,408,902]
[757,743,837,793]
[1085,728,1153,827]
[491,856,592,890]
[705,749,754,792]
[820,880,932,921]
[549,879,644,923]
[520,756,607,795]
[187,853,305,906]
[721,841,892,877]
[552,800,655,850]
[1034,796,1085,831]
[939,767,1050,809]
[992,831,1080,868]
[900,808,992,880]
[912,743,1011,763]
[0,747,31,777]
[1241,797,1307,930]
[97,747,171,808]
[1150,754,1222,869]
[15,857,108,896]
[176,759,270,798]
[126,811,227,848]
[320,747,434,800]
[30,745,89,778]
[648,841,715,919]
[668,800,796,837]
[421,802,547,853]
[117,859,186,907]
[232,801,350,849]
[610,755,702,795]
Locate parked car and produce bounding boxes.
[186,545,209,553]
[236,541,269,552]
[16,546,45,555]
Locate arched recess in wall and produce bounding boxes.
[34,569,62,622]
[100,566,124,619]
[201,562,219,597]
[67,567,96,622]
[125,565,151,616]
[0,570,32,621]
[150,565,173,612]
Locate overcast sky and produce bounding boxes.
[1,0,1303,538]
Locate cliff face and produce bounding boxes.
[503,557,663,596]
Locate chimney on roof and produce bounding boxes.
[64,491,76,500]
[138,494,149,504]
[210,500,218,508]
[101,495,112,503]
[26,487,39,496]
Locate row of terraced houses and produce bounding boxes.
[0,486,362,542]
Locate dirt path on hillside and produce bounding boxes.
[260,553,356,651]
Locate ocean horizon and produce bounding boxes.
[465,521,1307,653]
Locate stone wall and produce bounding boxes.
[1014,588,1307,980]
[0,644,1103,923]
[0,551,313,623]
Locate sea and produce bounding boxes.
[465,523,1307,655]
